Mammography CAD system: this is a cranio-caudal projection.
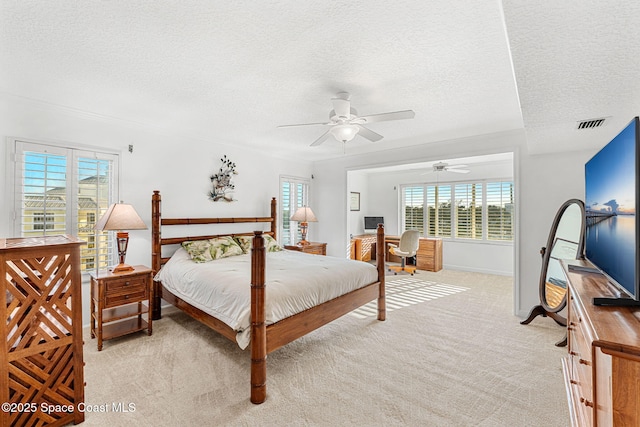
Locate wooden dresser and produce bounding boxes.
[1,235,86,426]
[562,260,640,427]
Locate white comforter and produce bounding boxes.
[155,248,379,349]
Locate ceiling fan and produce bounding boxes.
[278,92,415,146]
[426,162,470,174]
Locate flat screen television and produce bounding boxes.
[584,116,640,306]
[364,216,384,234]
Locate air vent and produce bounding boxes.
[576,117,608,130]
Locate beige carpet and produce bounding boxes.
[81,270,569,426]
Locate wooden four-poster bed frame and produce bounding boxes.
[150,190,386,404]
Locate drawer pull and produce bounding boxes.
[125,295,129,300]
[580,397,594,408]
[579,358,591,366]
[125,281,130,286]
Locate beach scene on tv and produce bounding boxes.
[585,120,636,296]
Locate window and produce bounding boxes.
[12,140,119,272]
[455,183,482,239]
[403,186,424,233]
[33,212,55,230]
[426,184,452,237]
[486,181,514,241]
[280,176,310,246]
[400,180,514,242]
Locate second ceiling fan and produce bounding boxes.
[278,92,415,146]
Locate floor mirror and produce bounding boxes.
[520,199,585,346]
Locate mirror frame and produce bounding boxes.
[539,199,586,313]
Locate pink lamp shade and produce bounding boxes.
[95,203,147,272]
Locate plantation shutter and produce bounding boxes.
[279,177,310,246]
[486,181,514,241]
[13,140,119,272]
[75,151,118,271]
[426,184,452,237]
[455,183,483,239]
[402,186,424,233]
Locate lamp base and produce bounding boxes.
[297,240,310,246]
[112,263,135,273]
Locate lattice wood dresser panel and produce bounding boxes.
[1,235,85,426]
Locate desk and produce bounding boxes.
[350,235,442,272]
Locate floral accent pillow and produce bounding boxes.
[208,236,244,259]
[182,240,214,263]
[182,236,243,262]
[234,235,282,253]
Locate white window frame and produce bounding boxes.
[399,179,514,243]
[279,175,310,246]
[7,137,121,273]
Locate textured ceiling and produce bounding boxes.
[1,1,636,161]
[503,0,640,154]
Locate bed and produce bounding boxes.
[150,191,386,404]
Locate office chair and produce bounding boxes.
[388,229,420,275]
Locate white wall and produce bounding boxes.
[0,93,312,325]
[517,148,593,317]
[313,129,595,317]
[347,171,369,237]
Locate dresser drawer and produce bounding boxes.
[105,286,147,308]
[304,246,324,255]
[104,275,148,294]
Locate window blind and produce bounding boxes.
[279,177,310,246]
[14,141,119,272]
[455,183,483,239]
[486,181,514,241]
[402,186,424,233]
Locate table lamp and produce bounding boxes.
[290,206,317,245]
[95,202,147,272]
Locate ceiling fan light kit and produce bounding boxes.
[330,124,359,142]
[278,92,415,147]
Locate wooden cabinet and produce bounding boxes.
[1,235,85,426]
[416,238,442,272]
[350,235,377,262]
[90,265,153,351]
[284,242,326,255]
[561,260,640,426]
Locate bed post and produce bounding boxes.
[250,231,267,404]
[376,223,386,321]
[151,190,162,320]
[270,197,277,239]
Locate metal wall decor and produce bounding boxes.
[209,155,237,202]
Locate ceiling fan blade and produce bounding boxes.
[356,125,383,142]
[331,97,351,119]
[449,164,468,169]
[278,121,331,128]
[357,110,415,123]
[448,168,470,174]
[310,130,332,147]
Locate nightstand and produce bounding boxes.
[284,242,327,255]
[90,265,153,351]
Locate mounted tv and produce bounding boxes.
[584,116,640,306]
[364,216,384,234]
